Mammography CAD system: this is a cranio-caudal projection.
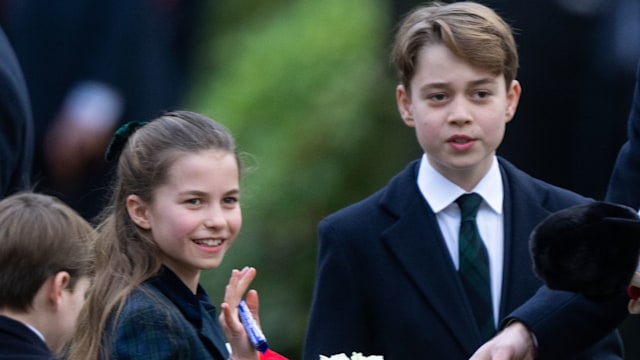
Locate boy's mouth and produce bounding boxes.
[448,135,474,143]
[448,135,475,150]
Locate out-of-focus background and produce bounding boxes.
[2,0,639,358]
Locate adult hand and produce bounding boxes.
[220,266,260,360]
[469,321,536,360]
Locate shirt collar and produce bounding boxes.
[417,154,503,214]
[25,323,45,342]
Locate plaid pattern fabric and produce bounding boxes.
[105,284,228,359]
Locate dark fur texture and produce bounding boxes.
[530,202,640,298]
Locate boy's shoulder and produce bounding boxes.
[498,157,589,205]
[320,160,421,228]
[337,159,418,202]
[324,157,589,223]
[0,315,52,358]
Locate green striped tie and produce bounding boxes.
[456,193,495,342]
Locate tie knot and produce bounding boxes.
[456,193,483,221]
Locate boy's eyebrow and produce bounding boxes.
[418,77,499,94]
[468,77,499,87]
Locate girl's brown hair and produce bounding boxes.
[66,110,240,359]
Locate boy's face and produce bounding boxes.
[54,275,91,352]
[396,43,521,190]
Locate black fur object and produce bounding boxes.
[530,201,640,299]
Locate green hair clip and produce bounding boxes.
[104,121,148,162]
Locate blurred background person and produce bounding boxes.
[0,0,201,221]
[0,24,33,199]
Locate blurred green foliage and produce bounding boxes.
[188,0,419,357]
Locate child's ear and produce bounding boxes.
[396,84,415,127]
[127,194,151,230]
[49,271,71,307]
[505,80,522,122]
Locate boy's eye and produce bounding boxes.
[473,90,491,99]
[428,93,448,102]
[186,198,202,205]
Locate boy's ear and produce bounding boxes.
[126,194,151,230]
[505,80,522,122]
[48,271,71,307]
[396,84,414,127]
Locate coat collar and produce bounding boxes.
[378,158,555,352]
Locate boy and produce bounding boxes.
[303,2,626,359]
[0,192,94,358]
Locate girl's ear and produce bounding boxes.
[127,194,151,229]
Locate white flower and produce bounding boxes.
[320,352,383,360]
[320,354,350,360]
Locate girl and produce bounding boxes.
[65,111,264,359]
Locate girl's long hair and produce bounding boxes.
[65,110,239,359]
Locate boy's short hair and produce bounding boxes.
[0,192,95,312]
[392,1,518,90]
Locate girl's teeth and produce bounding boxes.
[195,239,222,246]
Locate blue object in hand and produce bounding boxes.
[238,300,269,353]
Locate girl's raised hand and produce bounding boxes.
[220,266,260,360]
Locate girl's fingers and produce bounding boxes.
[224,267,257,305]
[245,289,260,323]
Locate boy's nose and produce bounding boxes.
[447,98,473,125]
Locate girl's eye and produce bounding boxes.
[186,198,202,205]
[223,196,239,205]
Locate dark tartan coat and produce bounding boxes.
[105,268,228,360]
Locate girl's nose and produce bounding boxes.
[204,206,226,228]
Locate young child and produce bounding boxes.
[0,192,94,358]
[64,111,281,360]
[303,2,626,359]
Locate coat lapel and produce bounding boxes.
[379,161,481,353]
[200,302,229,359]
[498,159,559,317]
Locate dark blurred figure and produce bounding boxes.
[0,24,33,198]
[0,0,200,221]
[391,0,636,201]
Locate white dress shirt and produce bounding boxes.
[417,154,504,325]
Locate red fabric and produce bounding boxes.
[259,349,289,360]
